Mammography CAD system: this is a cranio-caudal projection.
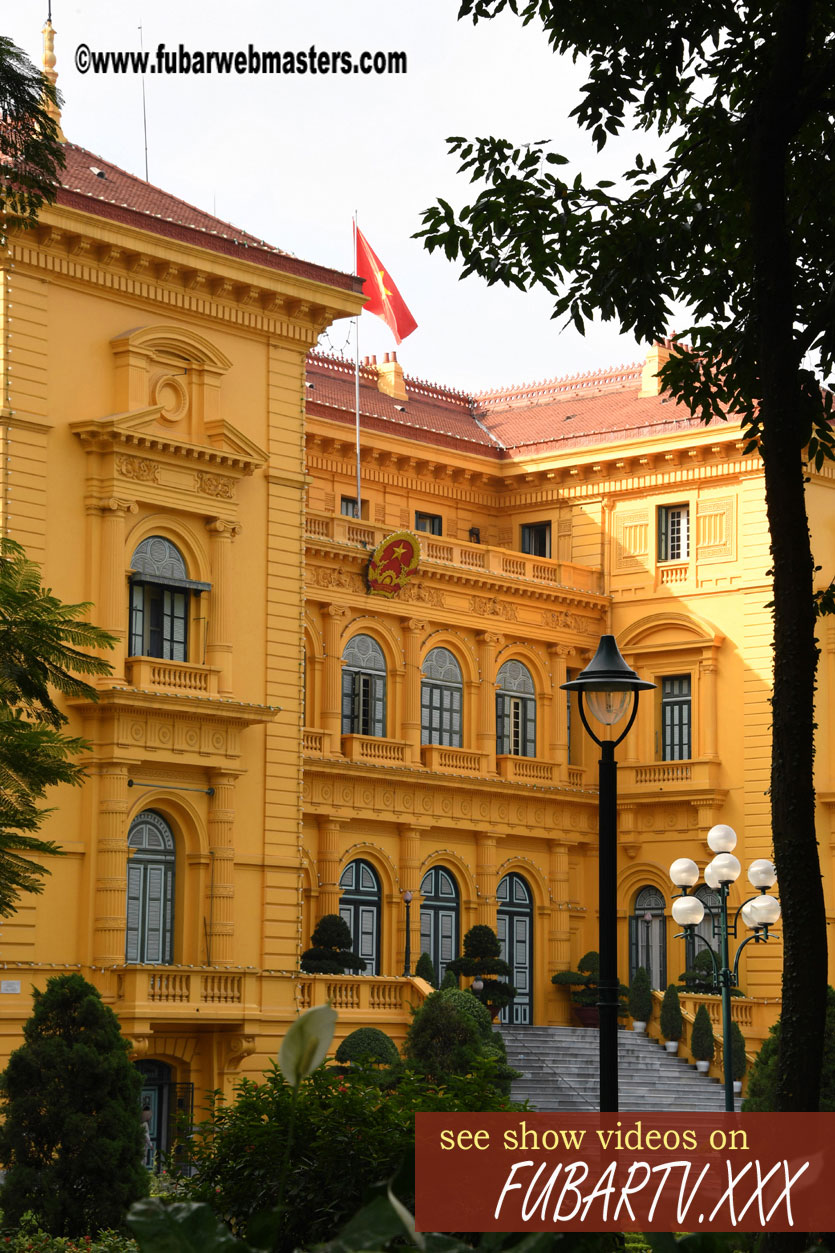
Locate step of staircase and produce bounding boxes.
[498,1025,741,1112]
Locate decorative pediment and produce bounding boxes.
[71,408,267,475]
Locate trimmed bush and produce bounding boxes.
[0,973,148,1235]
[300,914,366,974]
[729,1020,747,1082]
[335,1027,399,1066]
[402,989,481,1079]
[439,967,459,989]
[552,951,628,1014]
[659,983,683,1042]
[446,925,516,1019]
[628,966,653,1023]
[439,987,493,1039]
[415,951,437,986]
[690,1004,715,1063]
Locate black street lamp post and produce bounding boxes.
[403,890,413,977]
[561,635,654,1113]
[669,825,780,1111]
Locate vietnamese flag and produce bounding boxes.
[355,226,418,344]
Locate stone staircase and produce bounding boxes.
[499,1024,741,1112]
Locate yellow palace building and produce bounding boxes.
[0,23,834,1155]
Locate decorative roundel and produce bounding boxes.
[154,373,189,423]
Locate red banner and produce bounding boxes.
[416,1113,835,1233]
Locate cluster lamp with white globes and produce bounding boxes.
[561,635,655,1113]
[668,823,780,1111]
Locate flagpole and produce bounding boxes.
[353,214,362,521]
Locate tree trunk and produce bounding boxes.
[750,0,828,1113]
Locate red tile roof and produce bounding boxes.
[56,143,359,292]
[306,353,739,458]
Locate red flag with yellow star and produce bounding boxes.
[355,227,418,344]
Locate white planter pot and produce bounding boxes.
[632,1021,647,1033]
[733,1080,742,1095]
[664,1040,679,1055]
[695,1059,710,1074]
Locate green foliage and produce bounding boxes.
[552,952,628,1014]
[744,987,835,1110]
[0,539,115,915]
[0,1216,138,1253]
[402,989,481,1078]
[414,951,437,986]
[659,984,683,1043]
[174,1057,518,1251]
[628,967,652,1023]
[446,925,515,1017]
[0,37,66,234]
[439,967,459,989]
[0,974,148,1235]
[689,1004,715,1063]
[299,914,366,974]
[438,986,493,1038]
[335,1027,399,1066]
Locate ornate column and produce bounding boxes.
[548,839,572,1024]
[548,644,569,771]
[206,770,239,966]
[402,620,426,763]
[398,824,424,970]
[205,519,241,696]
[317,817,345,918]
[476,632,502,774]
[89,497,137,683]
[699,657,718,760]
[93,761,131,966]
[475,831,498,927]
[321,605,348,753]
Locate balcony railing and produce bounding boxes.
[303,728,326,755]
[297,974,429,1018]
[125,657,220,696]
[622,758,722,791]
[496,755,555,784]
[341,735,409,765]
[421,744,486,774]
[115,966,255,1017]
[305,513,602,595]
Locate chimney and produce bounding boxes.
[377,351,408,402]
[640,340,671,397]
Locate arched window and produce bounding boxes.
[341,635,386,737]
[497,872,533,1024]
[684,884,720,982]
[629,886,667,990]
[421,648,463,747]
[339,858,381,974]
[129,536,209,661]
[126,810,176,964]
[496,660,536,758]
[419,866,459,983]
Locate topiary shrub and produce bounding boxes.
[446,925,516,1019]
[628,966,653,1023]
[0,973,148,1235]
[660,983,683,1042]
[402,989,482,1079]
[439,987,493,1039]
[729,1020,747,1082]
[300,914,367,974]
[690,1003,715,1063]
[439,967,459,989]
[415,951,437,986]
[335,1027,399,1067]
[552,951,628,1014]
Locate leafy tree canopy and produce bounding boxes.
[0,35,65,234]
[418,0,834,1114]
[0,539,114,914]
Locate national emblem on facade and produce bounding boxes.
[366,531,421,597]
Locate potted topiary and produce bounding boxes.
[660,983,683,1054]
[415,951,437,987]
[552,951,628,1028]
[335,1027,399,1068]
[445,925,516,1020]
[299,914,366,974]
[628,966,652,1033]
[690,1003,715,1073]
[730,1019,747,1094]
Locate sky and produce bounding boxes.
[6,1,673,393]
